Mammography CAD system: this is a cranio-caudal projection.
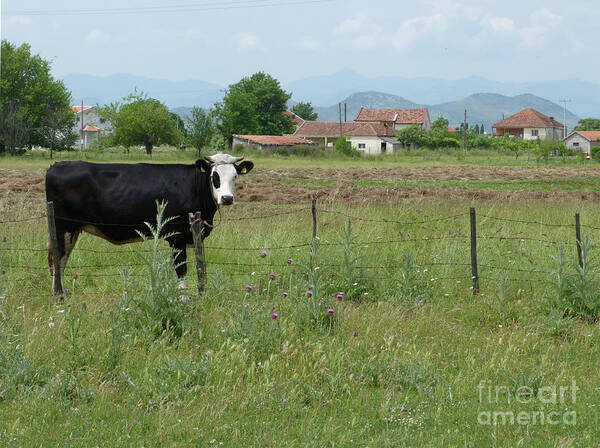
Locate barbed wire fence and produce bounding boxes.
[0,199,591,296]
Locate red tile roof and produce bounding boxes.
[71,105,93,113]
[354,107,428,125]
[448,126,456,133]
[233,135,314,146]
[293,121,398,138]
[82,125,99,132]
[573,131,600,142]
[492,108,564,129]
[283,110,305,126]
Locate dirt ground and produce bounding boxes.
[3,166,600,206]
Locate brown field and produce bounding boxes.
[2,165,600,209]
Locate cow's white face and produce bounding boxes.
[197,154,253,206]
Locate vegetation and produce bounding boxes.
[574,118,600,131]
[0,40,76,155]
[215,72,295,144]
[112,92,182,154]
[333,135,358,156]
[1,191,599,445]
[291,101,318,121]
[186,107,216,156]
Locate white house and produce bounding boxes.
[492,108,564,140]
[71,105,105,149]
[563,130,600,156]
[293,121,400,154]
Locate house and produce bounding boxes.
[232,134,315,150]
[293,121,400,154]
[71,105,105,149]
[283,110,305,128]
[354,107,431,131]
[492,108,564,141]
[563,130,600,156]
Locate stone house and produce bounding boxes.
[563,131,600,156]
[492,108,564,140]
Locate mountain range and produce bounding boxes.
[63,71,593,130]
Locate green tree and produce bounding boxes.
[291,102,318,121]
[574,118,600,131]
[397,125,427,149]
[113,92,182,154]
[215,72,294,144]
[0,40,76,154]
[333,135,358,156]
[186,107,216,156]
[170,112,187,137]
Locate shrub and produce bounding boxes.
[591,146,600,160]
[333,135,359,157]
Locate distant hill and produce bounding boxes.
[316,91,579,132]
[63,74,223,108]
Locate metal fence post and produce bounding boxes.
[46,201,64,297]
[311,198,317,239]
[189,211,206,295]
[470,207,479,295]
[575,212,583,269]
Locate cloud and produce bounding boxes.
[85,29,111,45]
[335,18,361,35]
[233,33,264,51]
[295,37,319,51]
[393,13,448,50]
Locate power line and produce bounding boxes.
[5,0,334,16]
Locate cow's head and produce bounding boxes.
[196,153,254,206]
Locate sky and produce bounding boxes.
[1,0,599,85]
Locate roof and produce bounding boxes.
[492,108,564,129]
[354,107,428,125]
[283,110,305,126]
[293,121,398,138]
[567,131,600,142]
[71,105,93,113]
[448,126,456,133]
[233,135,314,146]
[82,125,99,132]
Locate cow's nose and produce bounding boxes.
[221,195,233,205]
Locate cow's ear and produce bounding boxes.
[195,159,211,173]
[235,161,254,175]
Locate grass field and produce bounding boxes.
[1,151,600,446]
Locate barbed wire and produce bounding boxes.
[0,215,46,224]
[478,214,573,228]
[318,209,467,225]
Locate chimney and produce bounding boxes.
[550,117,554,120]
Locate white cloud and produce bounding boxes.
[234,33,264,51]
[85,29,111,45]
[335,18,361,35]
[393,13,448,50]
[353,34,379,50]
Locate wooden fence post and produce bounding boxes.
[311,198,317,239]
[470,207,479,295]
[189,212,206,295]
[46,201,64,297]
[575,212,583,269]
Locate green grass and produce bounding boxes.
[1,195,600,446]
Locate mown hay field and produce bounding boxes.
[1,156,600,446]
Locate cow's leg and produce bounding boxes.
[171,243,188,289]
[59,231,80,292]
[49,230,80,297]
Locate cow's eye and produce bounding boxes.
[212,171,220,188]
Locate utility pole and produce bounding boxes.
[344,103,347,122]
[462,109,467,152]
[338,103,342,136]
[80,99,84,152]
[558,99,572,139]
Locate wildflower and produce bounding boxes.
[309,284,314,290]
[283,292,288,298]
[2,236,6,242]
[353,331,358,337]
[245,285,254,291]
[286,258,293,264]
[1,269,5,275]
[336,294,344,300]
[327,309,334,315]
[73,273,79,280]
[306,291,313,298]
[271,313,278,319]
[260,250,268,258]
[268,273,277,279]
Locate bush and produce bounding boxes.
[333,135,359,157]
[591,146,600,160]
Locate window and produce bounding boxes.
[573,142,579,147]
[358,143,366,149]
[531,129,539,137]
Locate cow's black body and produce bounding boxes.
[45,161,217,294]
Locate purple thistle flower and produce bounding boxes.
[73,273,79,280]
[353,331,358,337]
[336,294,344,300]
[1,269,5,275]
[309,284,314,290]
[286,258,293,264]
[245,285,254,291]
[260,250,268,258]
[2,236,6,242]
[306,291,313,298]
[327,309,334,315]
[268,273,277,279]
[271,313,278,319]
[283,292,288,298]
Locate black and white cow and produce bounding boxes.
[45,153,253,296]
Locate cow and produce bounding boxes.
[45,153,253,296]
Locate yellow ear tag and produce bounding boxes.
[240,167,247,174]
[200,165,206,172]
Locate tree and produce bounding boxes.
[397,125,428,149]
[113,92,182,154]
[215,72,294,144]
[291,102,318,121]
[44,107,77,158]
[574,118,600,131]
[333,135,357,156]
[186,107,216,156]
[170,112,187,137]
[0,40,76,153]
